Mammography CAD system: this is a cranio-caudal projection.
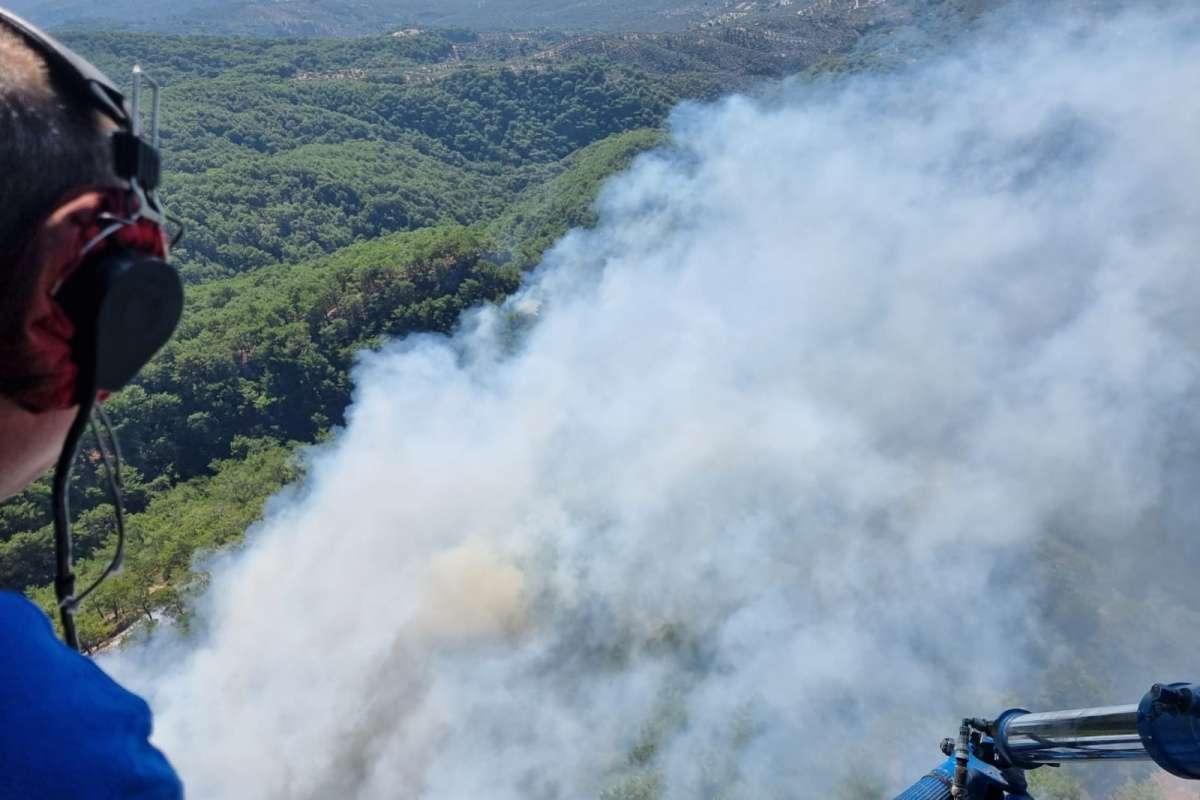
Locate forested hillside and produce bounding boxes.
[0,24,675,650]
[44,2,1003,282]
[61,32,675,279]
[7,0,860,36]
[7,0,1037,38]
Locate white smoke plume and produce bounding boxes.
[110,4,1200,798]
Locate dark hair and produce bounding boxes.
[0,26,114,340]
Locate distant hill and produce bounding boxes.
[6,0,961,37]
[5,1,1017,92]
[9,0,736,36]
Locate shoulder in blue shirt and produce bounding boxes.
[0,591,183,800]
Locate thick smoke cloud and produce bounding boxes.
[110,5,1200,798]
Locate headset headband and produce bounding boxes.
[0,7,162,191]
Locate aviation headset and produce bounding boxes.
[0,9,184,650]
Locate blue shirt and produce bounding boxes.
[0,592,183,799]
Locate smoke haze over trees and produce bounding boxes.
[94,3,1200,798]
[0,2,1196,799]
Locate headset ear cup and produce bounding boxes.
[55,250,183,394]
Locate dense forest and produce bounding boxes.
[62,31,676,279]
[7,0,906,36]
[0,29,670,650]
[7,0,732,35]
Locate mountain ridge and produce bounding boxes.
[13,0,899,37]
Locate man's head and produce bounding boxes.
[0,12,181,649]
[0,24,119,499]
[0,25,116,259]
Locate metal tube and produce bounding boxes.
[998,704,1149,765]
[130,65,142,137]
[138,70,162,150]
[151,81,161,150]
